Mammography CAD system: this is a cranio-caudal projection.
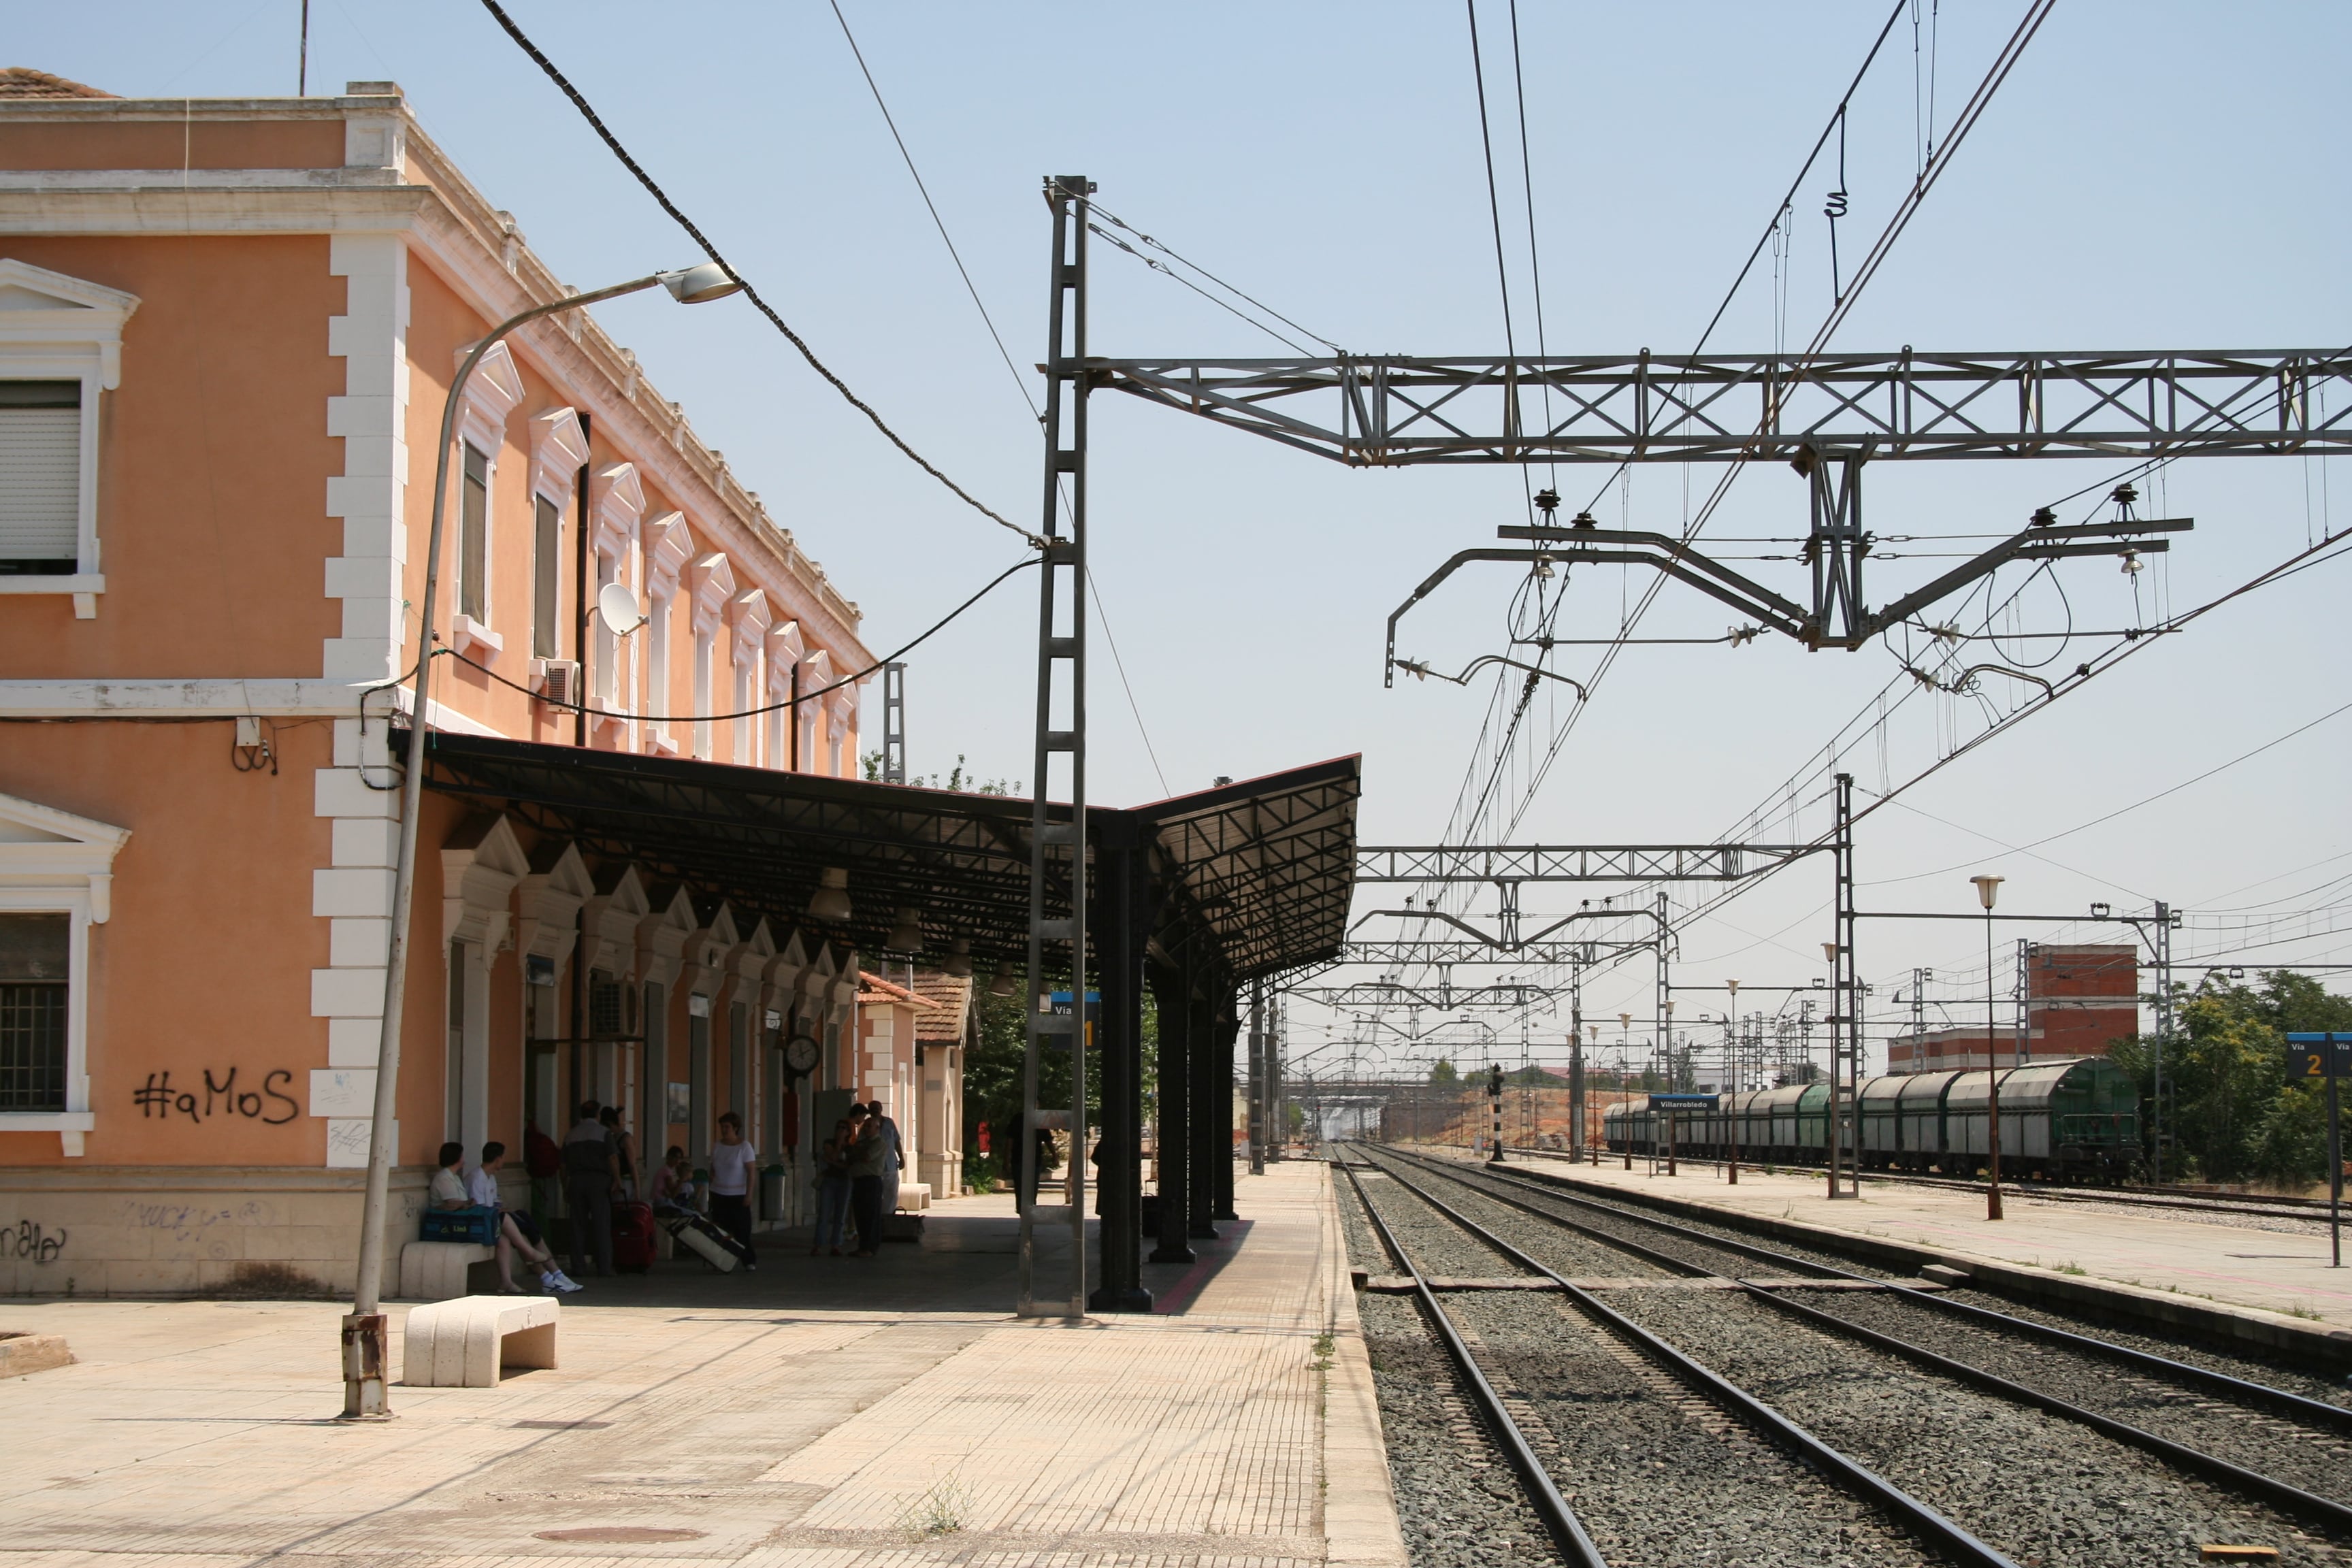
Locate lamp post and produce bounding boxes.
[340,263,742,1420]
[1972,875,2005,1222]
[1725,979,1740,1186]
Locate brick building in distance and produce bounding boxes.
[1886,944,2140,1073]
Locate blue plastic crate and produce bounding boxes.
[419,1206,497,1245]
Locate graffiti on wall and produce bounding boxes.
[131,1068,297,1124]
[0,1220,66,1264]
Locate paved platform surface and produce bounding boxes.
[1471,1147,2352,1328]
[0,1162,1404,1568]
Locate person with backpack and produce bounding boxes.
[561,1099,619,1278]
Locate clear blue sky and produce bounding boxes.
[20,2,2351,1073]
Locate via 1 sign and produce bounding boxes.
[2285,1033,2352,1082]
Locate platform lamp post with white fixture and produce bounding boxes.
[340,264,743,1420]
[1971,875,2006,1222]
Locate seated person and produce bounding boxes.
[429,1142,471,1209]
[645,1145,696,1213]
[469,1141,579,1295]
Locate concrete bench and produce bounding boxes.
[402,1294,558,1388]
[398,1241,499,1302]
[895,1182,932,1213]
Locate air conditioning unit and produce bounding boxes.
[536,659,581,708]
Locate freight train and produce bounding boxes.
[1600,1056,2141,1181]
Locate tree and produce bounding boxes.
[2110,970,2352,1186]
[1428,1058,1459,1088]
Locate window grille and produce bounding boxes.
[590,975,623,1039]
[0,913,69,1112]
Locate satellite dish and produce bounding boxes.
[597,581,644,635]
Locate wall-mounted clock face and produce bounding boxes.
[784,1033,821,1075]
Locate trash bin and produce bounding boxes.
[760,1164,787,1226]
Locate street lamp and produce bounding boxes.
[1725,979,1740,1186]
[1971,875,2006,1222]
[342,263,743,1420]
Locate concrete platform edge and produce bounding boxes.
[1317,1162,1411,1568]
[1491,1158,2352,1367]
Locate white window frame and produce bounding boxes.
[692,619,715,760]
[448,341,524,664]
[0,791,130,1156]
[527,408,586,667]
[0,260,141,619]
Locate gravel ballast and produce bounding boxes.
[1367,1150,2352,1565]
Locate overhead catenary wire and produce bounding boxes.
[1089,203,1341,355]
[1433,0,1944,866]
[823,3,1173,793]
[826,0,1035,422]
[475,0,1042,549]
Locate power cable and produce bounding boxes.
[476,0,1041,549]
[1088,568,1172,799]
[822,5,1172,789]
[1862,695,2352,889]
[1463,0,1521,431]
[1505,0,1555,490]
[826,0,1035,421]
[444,553,1036,728]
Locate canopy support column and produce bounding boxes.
[1147,956,1195,1264]
[1090,811,1152,1311]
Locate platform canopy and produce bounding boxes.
[406,731,1359,985]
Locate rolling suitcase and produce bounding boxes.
[662,1208,747,1273]
[610,1200,657,1273]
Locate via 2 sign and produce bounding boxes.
[2286,1033,2352,1083]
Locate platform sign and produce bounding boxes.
[1647,1094,1717,1109]
[2286,1034,2352,1268]
[2286,1034,2352,1082]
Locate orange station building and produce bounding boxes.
[0,71,932,1294]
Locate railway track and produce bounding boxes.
[1343,1145,2352,1567]
[1339,1153,2012,1568]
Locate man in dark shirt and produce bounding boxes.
[561,1099,619,1277]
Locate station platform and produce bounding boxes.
[0,1161,1405,1568]
[1447,1145,2352,1349]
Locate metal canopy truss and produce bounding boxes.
[1358,843,1822,883]
[1141,760,1363,984]
[1089,350,2352,466]
[404,732,1356,985]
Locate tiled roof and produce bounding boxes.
[856,972,940,1009]
[909,972,974,1041]
[0,68,114,99]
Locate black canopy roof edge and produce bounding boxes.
[396,729,1358,990]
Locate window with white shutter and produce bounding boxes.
[0,381,80,574]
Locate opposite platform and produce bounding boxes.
[0,1160,1406,1568]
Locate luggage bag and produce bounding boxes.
[610,1199,657,1273]
[661,1207,747,1273]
